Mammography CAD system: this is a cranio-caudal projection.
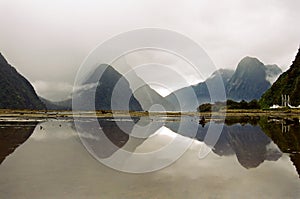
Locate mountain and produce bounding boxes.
[52,64,174,111]
[226,57,281,101]
[82,63,174,111]
[165,57,282,111]
[260,47,300,107]
[0,53,45,110]
[71,64,143,111]
[165,69,235,111]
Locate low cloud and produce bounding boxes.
[32,80,73,101]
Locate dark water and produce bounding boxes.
[0,116,299,199]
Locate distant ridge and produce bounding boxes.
[165,69,234,111]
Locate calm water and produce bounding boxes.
[0,116,299,199]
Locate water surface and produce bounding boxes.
[0,116,299,199]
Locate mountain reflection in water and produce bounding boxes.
[0,122,37,164]
[72,116,300,174]
[0,116,299,175]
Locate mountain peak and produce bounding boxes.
[233,57,266,80]
[225,56,281,101]
[238,56,264,69]
[232,56,266,80]
[240,56,263,64]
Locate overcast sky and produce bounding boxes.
[0,0,300,101]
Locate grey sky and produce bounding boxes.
[0,0,300,101]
